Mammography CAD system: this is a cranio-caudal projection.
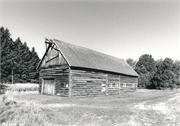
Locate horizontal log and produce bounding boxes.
[71,87,101,90]
[71,90,101,93]
[71,85,101,87]
[71,84,100,87]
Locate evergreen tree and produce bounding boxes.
[1,27,14,83]
[0,26,40,83]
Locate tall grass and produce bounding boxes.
[0,95,55,126]
[0,95,121,126]
[4,83,38,91]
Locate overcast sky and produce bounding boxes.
[1,0,180,61]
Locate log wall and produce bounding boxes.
[120,76,138,92]
[39,65,69,96]
[70,69,107,96]
[69,69,138,96]
[39,66,138,97]
[107,74,120,95]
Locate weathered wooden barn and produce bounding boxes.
[37,39,139,97]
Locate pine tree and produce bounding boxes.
[1,26,40,83]
[1,27,14,83]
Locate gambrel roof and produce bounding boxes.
[38,39,139,77]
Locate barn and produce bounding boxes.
[37,39,139,97]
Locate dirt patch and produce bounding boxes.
[133,92,180,125]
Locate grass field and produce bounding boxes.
[0,89,180,126]
[0,83,39,94]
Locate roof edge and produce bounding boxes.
[36,38,54,70]
[52,39,71,67]
[70,66,139,77]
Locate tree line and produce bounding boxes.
[126,54,180,89]
[1,27,40,83]
[1,26,180,88]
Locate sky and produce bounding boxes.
[1,0,180,61]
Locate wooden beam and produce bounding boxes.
[36,42,53,70]
[46,55,59,63]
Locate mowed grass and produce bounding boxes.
[0,89,180,126]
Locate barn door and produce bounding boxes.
[43,78,55,95]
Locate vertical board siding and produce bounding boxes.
[43,79,54,95]
[41,48,67,68]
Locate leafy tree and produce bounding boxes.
[174,60,180,78]
[126,58,137,69]
[174,60,180,87]
[152,58,179,89]
[135,54,157,88]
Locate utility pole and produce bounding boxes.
[12,70,13,84]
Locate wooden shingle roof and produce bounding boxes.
[53,39,138,77]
